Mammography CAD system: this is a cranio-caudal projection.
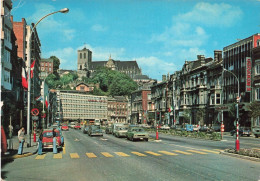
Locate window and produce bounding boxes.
[256,88,260,100]
[255,64,260,75]
[84,53,86,59]
[80,53,82,59]
[49,68,51,71]
[211,94,215,105]
[216,93,221,104]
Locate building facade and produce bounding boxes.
[55,90,108,122]
[40,58,54,79]
[107,96,128,124]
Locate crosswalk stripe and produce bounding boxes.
[35,154,46,159]
[86,153,97,158]
[131,152,147,157]
[101,152,114,157]
[173,150,193,155]
[200,149,220,154]
[70,153,80,158]
[158,151,178,156]
[115,152,130,157]
[53,153,63,159]
[63,145,66,154]
[187,150,208,155]
[145,151,162,156]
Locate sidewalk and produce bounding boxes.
[2,134,39,161]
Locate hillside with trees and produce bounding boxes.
[46,67,138,96]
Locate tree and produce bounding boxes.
[183,109,191,124]
[248,101,260,119]
[50,56,60,75]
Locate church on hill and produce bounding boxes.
[77,47,142,79]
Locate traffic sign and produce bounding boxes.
[41,113,46,118]
[32,116,39,120]
[31,108,39,116]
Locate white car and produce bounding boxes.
[69,122,75,128]
[160,125,170,130]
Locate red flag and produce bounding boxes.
[30,60,36,78]
[45,97,48,109]
[22,67,28,89]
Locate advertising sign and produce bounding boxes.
[246,57,251,92]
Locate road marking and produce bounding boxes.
[101,152,114,157]
[145,151,162,156]
[200,149,220,154]
[86,153,97,158]
[158,151,178,156]
[70,153,80,158]
[131,152,147,157]
[63,145,66,154]
[115,152,130,157]
[35,154,46,160]
[173,150,193,155]
[170,144,197,150]
[187,150,208,155]
[53,153,63,159]
[213,149,224,152]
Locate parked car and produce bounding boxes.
[111,123,125,135]
[160,124,170,130]
[105,126,112,134]
[61,123,69,131]
[114,126,128,138]
[139,124,152,128]
[88,125,103,136]
[74,123,81,130]
[193,125,200,132]
[199,126,210,132]
[230,127,251,137]
[211,124,221,132]
[42,129,63,150]
[126,127,149,141]
[69,122,75,129]
[82,125,89,134]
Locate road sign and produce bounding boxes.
[32,116,39,120]
[31,108,39,116]
[41,113,46,118]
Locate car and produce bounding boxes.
[126,127,149,141]
[74,123,81,130]
[82,125,89,134]
[114,126,128,138]
[105,126,112,134]
[199,126,210,132]
[139,124,152,128]
[42,129,63,150]
[185,124,194,132]
[111,123,125,135]
[69,122,75,129]
[193,125,200,132]
[88,125,103,136]
[230,127,251,137]
[171,125,185,131]
[160,124,170,130]
[61,123,69,131]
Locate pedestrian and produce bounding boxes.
[53,128,57,154]
[17,127,25,155]
[38,128,43,155]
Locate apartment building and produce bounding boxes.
[40,58,53,79]
[107,96,128,123]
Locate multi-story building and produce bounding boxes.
[40,58,54,79]
[55,90,108,122]
[107,96,128,124]
[77,47,142,79]
[223,33,260,127]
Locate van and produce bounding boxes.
[111,123,124,135]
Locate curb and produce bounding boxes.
[220,151,260,162]
[2,149,38,161]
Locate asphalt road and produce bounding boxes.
[1,128,260,181]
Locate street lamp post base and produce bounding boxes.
[235,139,240,151]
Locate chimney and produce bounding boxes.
[197,55,205,65]
[214,50,222,62]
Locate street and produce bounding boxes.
[2,129,260,181]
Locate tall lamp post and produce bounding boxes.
[223,68,240,151]
[26,8,69,147]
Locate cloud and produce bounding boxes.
[136,56,178,78]
[91,24,108,32]
[175,2,243,27]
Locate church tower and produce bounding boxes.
[77,47,92,71]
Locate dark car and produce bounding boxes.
[105,126,112,134]
[82,125,89,134]
[88,125,103,136]
[230,127,251,137]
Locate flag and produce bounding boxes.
[45,96,49,109]
[30,60,36,78]
[168,105,173,112]
[21,67,28,89]
[35,96,43,102]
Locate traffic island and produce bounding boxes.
[220,148,260,162]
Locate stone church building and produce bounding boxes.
[77,47,142,79]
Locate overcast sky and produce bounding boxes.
[12,0,260,80]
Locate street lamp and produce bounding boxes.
[26,8,69,147]
[223,68,240,151]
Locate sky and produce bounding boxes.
[12,0,260,81]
